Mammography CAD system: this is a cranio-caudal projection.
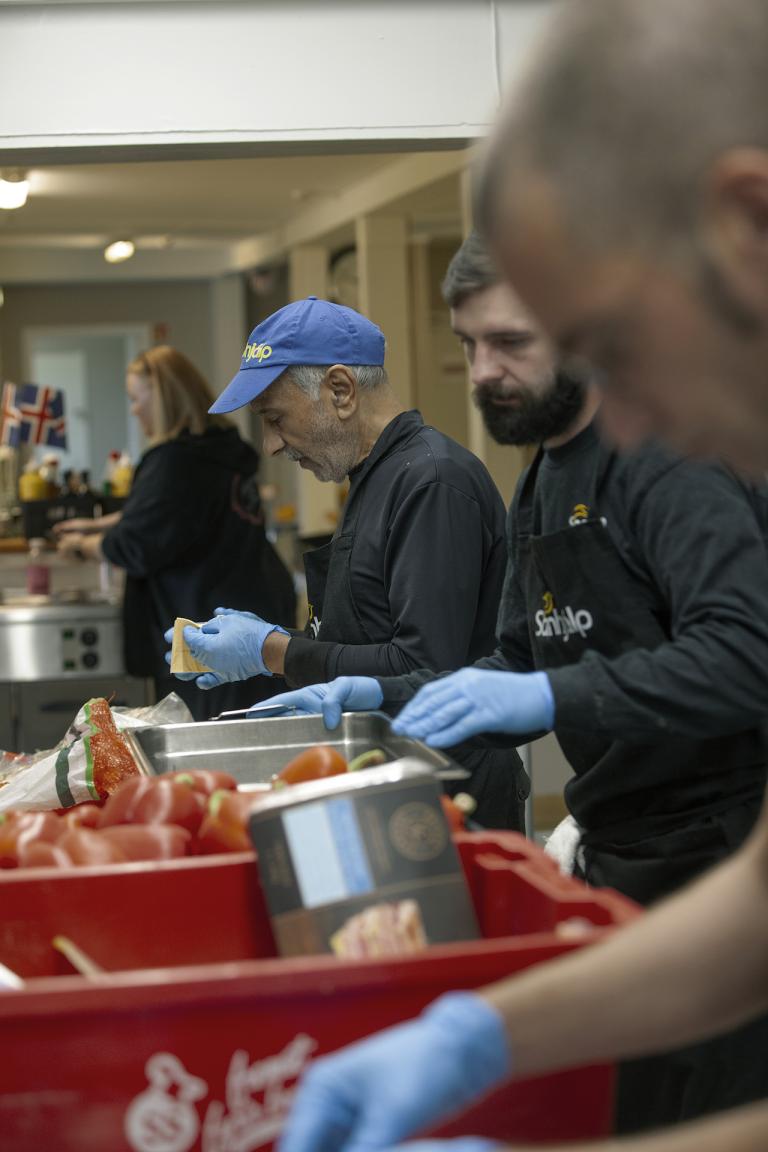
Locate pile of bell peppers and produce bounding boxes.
[0,744,471,869]
[0,769,251,868]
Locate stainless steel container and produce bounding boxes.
[126,711,461,785]
[0,599,125,682]
[0,598,149,751]
[248,758,479,957]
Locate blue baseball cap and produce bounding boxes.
[209,296,386,414]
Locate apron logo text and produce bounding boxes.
[535,592,594,643]
[568,502,590,526]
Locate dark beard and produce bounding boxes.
[473,370,586,445]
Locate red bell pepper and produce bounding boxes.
[196,789,261,855]
[96,776,161,828]
[164,769,238,796]
[98,823,191,861]
[57,826,128,866]
[97,775,206,833]
[63,802,104,830]
[16,840,73,869]
[440,792,477,832]
[0,810,64,868]
[272,745,347,787]
[131,778,207,834]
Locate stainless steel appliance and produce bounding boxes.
[127,712,463,786]
[0,597,150,751]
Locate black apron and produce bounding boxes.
[302,475,528,832]
[518,445,768,1132]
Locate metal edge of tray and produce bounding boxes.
[245,755,446,815]
[126,711,465,779]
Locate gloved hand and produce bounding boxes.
[278,992,511,1152]
[392,669,554,747]
[249,676,383,727]
[163,608,270,682]
[164,611,288,690]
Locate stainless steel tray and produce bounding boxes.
[125,712,466,786]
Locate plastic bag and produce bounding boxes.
[0,693,194,813]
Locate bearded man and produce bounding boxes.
[269,233,768,1134]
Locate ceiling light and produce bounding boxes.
[104,239,135,264]
[0,171,29,211]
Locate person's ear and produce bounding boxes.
[323,365,358,419]
[703,148,768,316]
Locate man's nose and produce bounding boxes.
[262,425,285,457]
[470,345,503,387]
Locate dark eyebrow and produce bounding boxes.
[452,326,535,343]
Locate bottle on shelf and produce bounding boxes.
[102,450,121,496]
[39,453,61,498]
[18,460,47,501]
[26,536,51,596]
[111,453,133,498]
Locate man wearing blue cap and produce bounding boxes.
[168,295,529,829]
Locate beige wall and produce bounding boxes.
[0,280,216,385]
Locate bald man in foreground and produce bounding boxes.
[277,3,768,1150]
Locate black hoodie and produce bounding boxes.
[102,426,296,716]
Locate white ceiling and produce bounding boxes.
[0,151,463,279]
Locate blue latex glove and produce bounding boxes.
[249,676,383,727]
[278,992,511,1152]
[393,669,554,747]
[162,608,273,684]
[164,611,288,690]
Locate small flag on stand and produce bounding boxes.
[0,383,22,448]
[19,383,67,449]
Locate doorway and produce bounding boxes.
[20,324,151,485]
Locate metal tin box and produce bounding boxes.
[248,758,479,956]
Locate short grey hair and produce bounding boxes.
[284,364,388,400]
[441,232,499,308]
[479,0,768,257]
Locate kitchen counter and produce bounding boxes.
[0,549,123,600]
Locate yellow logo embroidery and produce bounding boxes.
[243,341,273,363]
[542,591,555,616]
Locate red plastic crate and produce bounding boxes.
[0,832,639,1151]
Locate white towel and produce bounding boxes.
[544,814,583,876]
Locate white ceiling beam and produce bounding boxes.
[230,149,472,269]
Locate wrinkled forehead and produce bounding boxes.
[450,280,544,336]
[248,369,298,414]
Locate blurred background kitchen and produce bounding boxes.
[0,0,568,830]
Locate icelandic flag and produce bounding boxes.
[17,383,67,449]
[0,382,22,448]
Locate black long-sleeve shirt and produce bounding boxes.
[284,411,507,687]
[380,426,768,743]
[102,426,296,718]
